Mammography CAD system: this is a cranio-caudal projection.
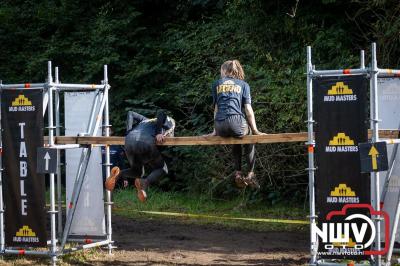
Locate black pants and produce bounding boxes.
[215,115,255,173]
[119,133,168,186]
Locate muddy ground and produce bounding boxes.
[87,215,309,266]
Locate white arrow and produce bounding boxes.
[44,152,51,171]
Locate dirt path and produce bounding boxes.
[88,215,309,266]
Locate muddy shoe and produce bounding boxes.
[244,172,260,189]
[105,166,121,191]
[135,178,148,203]
[234,171,247,189]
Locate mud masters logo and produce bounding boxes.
[324,82,357,102]
[8,94,35,112]
[327,184,359,204]
[13,225,39,243]
[325,133,358,153]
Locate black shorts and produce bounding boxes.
[215,115,249,137]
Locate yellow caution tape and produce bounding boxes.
[45,203,308,225]
[114,208,309,225]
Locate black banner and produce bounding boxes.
[1,89,47,247]
[314,76,370,258]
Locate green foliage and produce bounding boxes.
[1,0,399,204]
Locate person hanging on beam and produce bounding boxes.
[206,60,265,189]
[105,110,175,202]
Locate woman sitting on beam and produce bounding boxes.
[207,60,265,189]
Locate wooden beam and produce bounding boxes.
[160,133,308,145]
[54,136,124,145]
[376,129,400,139]
[49,129,400,146]
[53,133,307,146]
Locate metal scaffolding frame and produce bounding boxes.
[3,46,400,266]
[307,43,371,266]
[0,61,113,265]
[307,43,400,266]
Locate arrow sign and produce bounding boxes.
[359,142,388,173]
[44,152,50,171]
[37,148,58,174]
[369,145,379,170]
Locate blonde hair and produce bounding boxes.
[220,60,245,80]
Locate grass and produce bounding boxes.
[112,187,309,232]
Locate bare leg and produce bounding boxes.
[244,144,255,173]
